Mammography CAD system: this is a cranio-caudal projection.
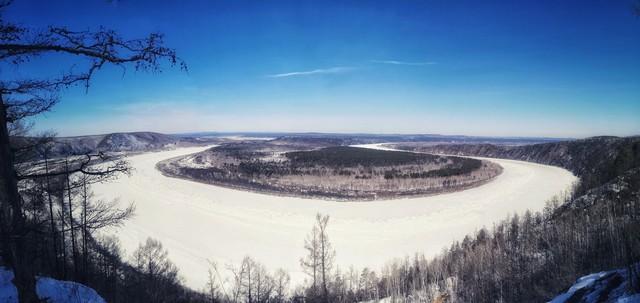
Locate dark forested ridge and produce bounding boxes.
[392,136,640,196]
[286,147,484,179]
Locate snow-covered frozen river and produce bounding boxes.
[92,145,576,289]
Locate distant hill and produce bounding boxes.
[271,133,568,146]
[177,131,568,146]
[54,132,182,154]
[12,132,218,159]
[15,131,570,159]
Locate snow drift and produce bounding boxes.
[0,267,105,303]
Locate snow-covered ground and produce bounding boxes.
[92,145,576,290]
[548,264,640,303]
[0,267,105,303]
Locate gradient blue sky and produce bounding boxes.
[3,0,640,137]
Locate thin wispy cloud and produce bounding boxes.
[372,60,437,66]
[266,66,354,78]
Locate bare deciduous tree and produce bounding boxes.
[228,256,276,303]
[300,222,319,296]
[301,213,335,303]
[132,238,181,302]
[273,268,290,303]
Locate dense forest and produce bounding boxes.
[286,146,443,167]
[158,144,500,200]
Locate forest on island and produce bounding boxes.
[159,144,501,200]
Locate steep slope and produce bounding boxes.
[54,132,182,155]
[555,167,640,216]
[98,132,182,151]
[392,136,640,195]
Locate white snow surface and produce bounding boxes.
[92,145,576,290]
[0,267,105,303]
[548,265,640,303]
[549,272,611,303]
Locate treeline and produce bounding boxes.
[200,213,391,303]
[226,156,482,180]
[213,146,483,180]
[209,145,448,178]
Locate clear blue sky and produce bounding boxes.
[3,0,640,137]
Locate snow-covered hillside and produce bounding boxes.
[549,265,640,303]
[0,267,105,303]
[22,131,216,157]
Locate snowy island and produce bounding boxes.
[156,142,502,200]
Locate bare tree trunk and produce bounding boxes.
[248,264,253,303]
[65,158,78,278]
[44,152,60,277]
[59,190,66,279]
[82,176,88,283]
[313,231,318,295]
[321,235,328,303]
[0,95,39,302]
